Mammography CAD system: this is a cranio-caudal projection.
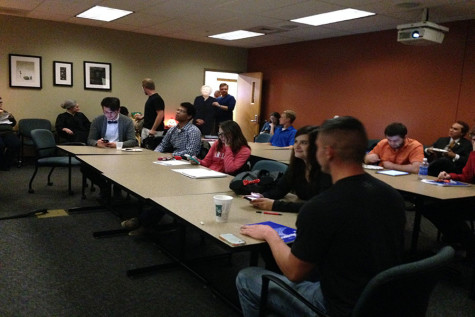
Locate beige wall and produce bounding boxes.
[0,15,247,127]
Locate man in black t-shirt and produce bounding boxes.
[135,78,165,142]
[236,116,406,317]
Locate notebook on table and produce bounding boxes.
[171,168,227,179]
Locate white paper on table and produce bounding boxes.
[171,168,227,178]
[154,160,191,166]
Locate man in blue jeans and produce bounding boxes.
[236,116,406,317]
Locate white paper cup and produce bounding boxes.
[116,141,124,150]
[213,194,233,223]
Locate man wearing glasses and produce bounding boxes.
[87,97,137,148]
[155,102,201,157]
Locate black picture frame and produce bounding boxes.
[9,54,42,89]
[84,61,111,90]
[53,61,73,87]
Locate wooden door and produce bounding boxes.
[235,72,262,141]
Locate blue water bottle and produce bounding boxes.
[418,158,429,180]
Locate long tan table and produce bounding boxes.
[368,168,475,252]
[77,153,234,199]
[152,192,297,248]
[249,142,292,164]
[58,145,150,155]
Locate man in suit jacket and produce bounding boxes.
[426,121,472,176]
[87,97,138,148]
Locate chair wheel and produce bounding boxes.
[28,189,34,193]
[48,182,53,186]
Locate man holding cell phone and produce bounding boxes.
[87,97,138,148]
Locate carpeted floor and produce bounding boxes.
[0,162,474,316]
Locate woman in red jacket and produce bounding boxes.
[424,127,475,260]
[192,120,250,175]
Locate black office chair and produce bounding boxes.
[367,139,380,152]
[259,246,455,317]
[255,133,272,143]
[28,129,81,195]
[252,160,288,174]
[18,118,52,167]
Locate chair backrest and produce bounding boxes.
[252,160,288,174]
[255,133,272,143]
[367,139,380,152]
[351,246,455,317]
[18,119,51,137]
[31,129,57,158]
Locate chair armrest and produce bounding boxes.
[259,274,328,317]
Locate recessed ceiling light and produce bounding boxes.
[209,30,265,41]
[76,6,133,22]
[291,8,375,27]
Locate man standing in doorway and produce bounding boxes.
[213,83,236,132]
[135,78,165,143]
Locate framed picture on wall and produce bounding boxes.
[84,61,111,90]
[53,61,73,87]
[9,54,42,89]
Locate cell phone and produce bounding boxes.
[244,195,257,201]
[219,233,246,246]
[102,139,109,143]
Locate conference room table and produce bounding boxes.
[152,192,296,248]
[58,145,150,155]
[67,144,297,311]
[248,142,292,164]
[368,168,475,252]
[76,152,235,200]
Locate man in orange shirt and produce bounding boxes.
[365,122,423,173]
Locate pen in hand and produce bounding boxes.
[256,211,282,216]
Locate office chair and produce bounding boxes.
[259,246,455,317]
[252,160,288,174]
[367,139,380,152]
[254,133,272,143]
[18,118,52,167]
[28,129,80,195]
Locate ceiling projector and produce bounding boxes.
[397,21,449,45]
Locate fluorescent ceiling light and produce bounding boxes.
[291,8,375,26]
[76,6,133,22]
[209,30,264,41]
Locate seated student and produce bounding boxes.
[0,96,20,170]
[236,116,406,317]
[425,121,472,176]
[423,127,475,260]
[119,106,129,117]
[122,106,202,235]
[190,120,250,175]
[87,97,138,148]
[260,112,281,135]
[85,97,138,198]
[365,122,423,174]
[55,99,91,144]
[269,110,297,147]
[250,126,332,213]
[155,102,201,157]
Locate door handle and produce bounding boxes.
[250,115,258,123]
